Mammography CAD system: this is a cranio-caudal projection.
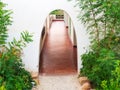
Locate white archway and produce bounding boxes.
[39,9,78,73]
[4,0,90,74]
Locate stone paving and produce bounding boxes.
[33,75,81,90]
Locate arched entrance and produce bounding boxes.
[39,9,78,75]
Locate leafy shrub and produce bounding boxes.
[100,61,120,90]
[0,1,36,90]
[0,32,35,90]
[80,37,120,89]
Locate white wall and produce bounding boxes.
[4,0,90,73]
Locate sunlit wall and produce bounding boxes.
[4,0,90,73]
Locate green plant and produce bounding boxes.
[100,61,120,90]
[80,47,118,89]
[68,0,120,89]
[0,1,12,45]
[0,31,35,90]
[50,10,63,15]
[69,0,120,49]
[0,1,36,90]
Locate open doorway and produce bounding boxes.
[39,9,77,75]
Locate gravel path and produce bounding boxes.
[33,75,81,90]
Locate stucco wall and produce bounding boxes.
[4,0,90,73]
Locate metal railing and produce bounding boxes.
[56,15,64,19]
